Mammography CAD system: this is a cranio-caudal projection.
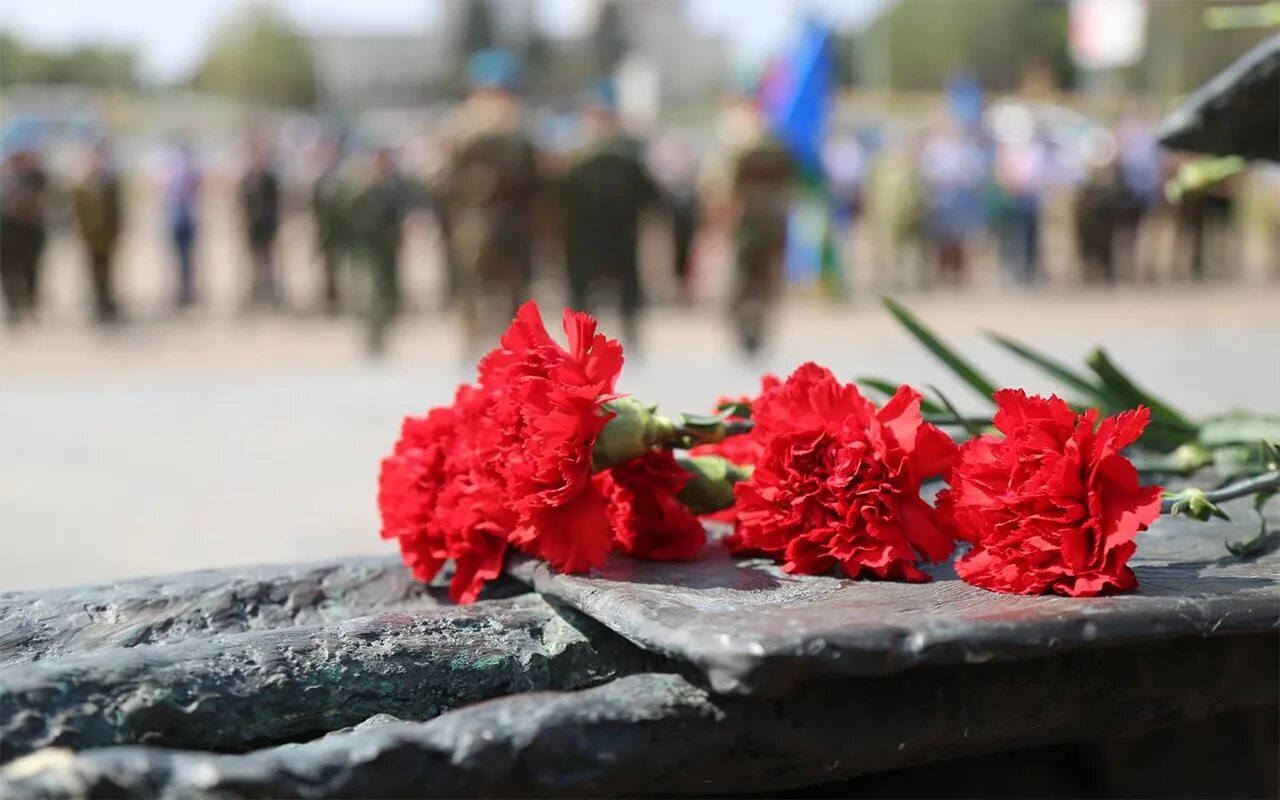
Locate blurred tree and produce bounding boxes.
[1138,0,1274,96]
[0,31,139,89]
[592,0,628,75]
[191,3,318,108]
[862,0,1072,92]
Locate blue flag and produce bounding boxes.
[764,18,834,176]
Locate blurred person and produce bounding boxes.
[71,139,125,324]
[0,144,49,327]
[824,134,867,237]
[704,80,798,356]
[436,48,542,355]
[559,79,659,348]
[312,136,348,314]
[348,147,409,357]
[161,140,202,308]
[991,128,1049,284]
[648,132,701,304]
[238,136,282,310]
[1114,113,1164,282]
[1074,158,1124,284]
[1175,175,1237,282]
[917,118,987,285]
[865,134,924,291]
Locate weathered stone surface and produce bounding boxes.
[1158,33,1280,161]
[511,501,1280,693]
[0,555,525,667]
[0,595,647,761]
[4,632,1274,798]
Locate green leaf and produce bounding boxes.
[882,297,999,402]
[856,377,945,415]
[715,400,752,419]
[1199,414,1280,447]
[1084,347,1196,430]
[1225,488,1275,557]
[928,384,984,439]
[1213,442,1275,479]
[984,331,1113,407]
[679,412,725,429]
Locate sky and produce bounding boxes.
[1,0,888,83]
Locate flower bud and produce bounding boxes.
[1164,487,1230,522]
[676,455,752,515]
[593,398,676,471]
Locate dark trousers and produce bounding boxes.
[247,238,278,309]
[319,243,342,312]
[0,224,44,325]
[999,200,1040,284]
[86,247,119,322]
[172,217,196,307]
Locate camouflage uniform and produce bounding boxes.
[0,152,49,326]
[238,163,282,309]
[312,159,349,313]
[560,132,657,344]
[71,160,124,323]
[727,135,796,355]
[348,158,408,356]
[438,114,541,352]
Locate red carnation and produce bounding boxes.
[378,405,457,584]
[731,363,958,582]
[596,450,706,561]
[379,384,514,603]
[478,301,624,574]
[940,390,1163,597]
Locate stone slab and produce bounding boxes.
[511,501,1280,693]
[0,595,645,761]
[0,555,523,667]
[4,632,1273,798]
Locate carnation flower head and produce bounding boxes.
[378,405,458,584]
[595,450,706,561]
[379,384,514,603]
[731,363,958,581]
[939,390,1163,597]
[478,300,625,574]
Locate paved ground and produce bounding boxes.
[3,280,1278,591]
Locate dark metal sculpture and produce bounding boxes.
[1158,33,1280,161]
[1,504,1276,797]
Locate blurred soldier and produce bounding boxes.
[647,132,700,304]
[160,139,202,308]
[348,147,408,356]
[312,136,348,314]
[917,118,987,285]
[1075,158,1124,284]
[238,136,282,310]
[0,143,49,327]
[705,85,797,355]
[560,79,659,347]
[437,48,542,354]
[71,139,125,324]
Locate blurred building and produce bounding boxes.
[608,0,728,106]
[304,0,726,113]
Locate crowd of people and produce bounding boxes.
[2,49,1275,358]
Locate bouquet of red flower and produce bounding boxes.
[379,301,1278,603]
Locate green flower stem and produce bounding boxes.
[1161,472,1280,515]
